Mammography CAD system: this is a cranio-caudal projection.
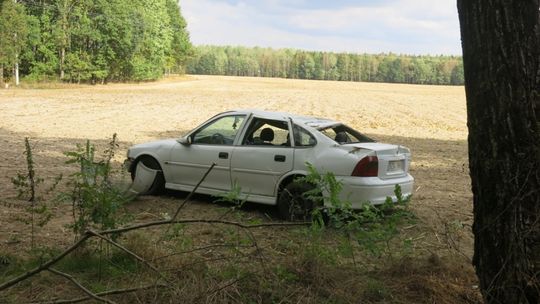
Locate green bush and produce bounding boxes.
[60,134,130,238]
[299,162,415,259]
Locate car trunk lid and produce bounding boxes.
[344,143,411,179]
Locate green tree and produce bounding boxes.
[298,52,315,79]
[164,0,191,74]
[24,10,57,79]
[9,0,191,83]
[336,53,349,81]
[0,0,29,86]
[411,57,432,84]
[53,0,75,80]
[186,46,464,86]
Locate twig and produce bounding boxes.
[152,243,254,261]
[162,163,216,238]
[102,219,310,236]
[242,228,267,271]
[197,276,247,301]
[48,268,116,304]
[170,163,216,221]
[34,283,166,304]
[0,234,91,291]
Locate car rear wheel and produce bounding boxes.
[131,156,165,195]
[278,182,318,221]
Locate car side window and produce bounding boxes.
[192,115,245,145]
[242,118,291,147]
[293,125,316,147]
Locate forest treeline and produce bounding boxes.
[1,0,463,86]
[187,45,464,85]
[0,0,192,84]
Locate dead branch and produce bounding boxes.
[152,243,255,261]
[161,163,216,239]
[0,220,308,292]
[241,228,267,271]
[48,268,116,304]
[170,163,216,222]
[101,219,310,236]
[34,283,166,304]
[0,234,91,291]
[197,276,247,302]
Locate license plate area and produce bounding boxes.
[387,160,405,173]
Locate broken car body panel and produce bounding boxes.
[128,162,158,195]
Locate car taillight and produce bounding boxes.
[351,156,378,177]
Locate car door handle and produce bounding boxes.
[274,155,286,162]
[219,152,229,159]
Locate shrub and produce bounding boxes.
[60,134,130,238]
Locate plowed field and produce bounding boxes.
[0,75,472,260]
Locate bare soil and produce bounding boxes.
[0,75,476,302]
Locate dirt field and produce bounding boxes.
[0,75,475,301]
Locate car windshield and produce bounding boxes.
[317,124,374,144]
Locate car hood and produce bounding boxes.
[128,139,177,157]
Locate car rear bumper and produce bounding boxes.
[334,174,414,209]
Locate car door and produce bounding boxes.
[167,114,246,192]
[230,117,294,198]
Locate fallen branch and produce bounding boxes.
[34,283,166,304]
[48,268,116,304]
[0,158,310,304]
[152,243,255,261]
[0,234,91,291]
[0,220,308,292]
[101,219,310,236]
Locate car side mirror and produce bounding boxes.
[178,136,192,145]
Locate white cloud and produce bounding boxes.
[181,0,461,55]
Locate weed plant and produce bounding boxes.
[60,134,131,239]
[299,162,415,260]
[11,137,61,249]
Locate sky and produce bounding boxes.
[180,0,462,56]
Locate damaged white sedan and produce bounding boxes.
[125,110,414,219]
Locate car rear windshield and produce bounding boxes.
[317,124,375,144]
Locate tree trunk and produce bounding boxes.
[457,1,540,303]
[0,65,4,88]
[13,0,19,86]
[14,54,19,86]
[58,0,70,80]
[60,47,65,79]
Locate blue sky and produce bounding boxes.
[181,0,462,55]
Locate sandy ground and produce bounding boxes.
[0,75,472,256]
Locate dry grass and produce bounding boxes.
[0,75,478,303]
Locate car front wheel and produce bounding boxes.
[277,182,318,221]
[131,156,165,195]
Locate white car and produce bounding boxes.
[125,110,414,219]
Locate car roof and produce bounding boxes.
[228,109,340,129]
